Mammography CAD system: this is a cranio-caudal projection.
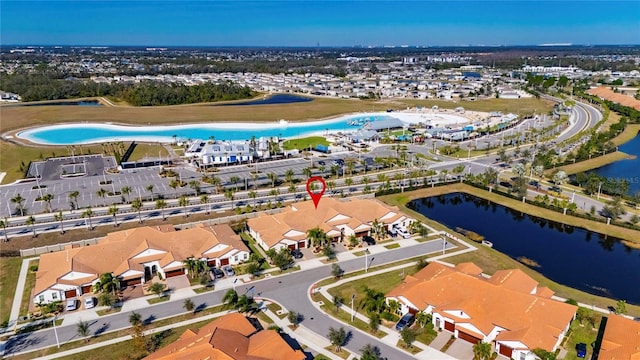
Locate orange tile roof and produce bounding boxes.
[598,314,640,360]
[143,313,305,360]
[247,197,410,248]
[387,262,576,351]
[587,87,640,111]
[34,224,248,298]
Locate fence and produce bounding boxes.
[20,238,101,257]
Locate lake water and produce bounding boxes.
[20,100,102,107]
[593,135,640,195]
[409,193,640,304]
[217,94,312,106]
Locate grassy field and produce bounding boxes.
[396,97,555,116]
[548,151,635,176]
[612,123,640,147]
[282,136,330,151]
[19,259,38,317]
[378,185,640,316]
[0,257,23,325]
[127,143,170,162]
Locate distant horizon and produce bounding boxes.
[2,1,638,46]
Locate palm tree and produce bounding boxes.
[267,172,278,187]
[155,199,167,220]
[302,167,312,179]
[54,211,65,234]
[361,286,387,314]
[179,195,189,217]
[307,226,328,249]
[11,194,25,216]
[131,198,143,223]
[76,320,91,342]
[169,179,180,193]
[68,190,80,210]
[415,311,431,328]
[224,188,235,210]
[183,257,198,279]
[222,289,239,308]
[93,272,120,296]
[285,169,295,185]
[81,207,94,229]
[200,194,209,214]
[119,187,131,203]
[41,193,54,213]
[145,184,154,201]
[25,215,37,238]
[344,177,354,194]
[359,344,382,360]
[108,204,119,227]
[183,298,195,314]
[0,217,9,242]
[229,176,240,191]
[129,311,142,327]
[96,188,107,206]
[189,180,200,196]
[327,326,347,353]
[472,342,493,360]
[248,190,257,207]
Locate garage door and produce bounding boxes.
[122,278,141,287]
[81,285,92,294]
[458,330,482,344]
[288,244,296,250]
[165,269,185,278]
[499,344,513,358]
[298,240,306,248]
[64,289,77,298]
[220,258,229,266]
[207,259,217,267]
[444,321,455,332]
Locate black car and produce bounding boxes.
[317,160,326,166]
[211,267,224,279]
[291,249,304,259]
[362,236,376,246]
[395,313,415,331]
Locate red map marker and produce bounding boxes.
[306,176,326,209]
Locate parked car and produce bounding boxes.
[317,160,326,166]
[395,313,415,331]
[84,297,95,309]
[211,267,224,279]
[362,236,376,246]
[223,265,235,277]
[291,249,304,259]
[66,299,78,311]
[576,343,587,358]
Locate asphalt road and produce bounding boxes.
[4,240,452,359]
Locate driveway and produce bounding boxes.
[166,275,190,291]
[446,338,474,359]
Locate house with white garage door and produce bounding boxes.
[33,223,249,305]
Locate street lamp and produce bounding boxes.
[350,293,356,322]
[53,314,60,348]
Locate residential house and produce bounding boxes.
[247,197,413,251]
[386,262,576,360]
[33,224,249,305]
[144,313,305,360]
[598,314,640,360]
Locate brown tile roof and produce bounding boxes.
[488,269,539,294]
[387,262,576,351]
[143,313,305,360]
[34,224,247,298]
[587,87,640,110]
[599,314,640,360]
[247,197,409,248]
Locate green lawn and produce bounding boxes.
[147,295,170,304]
[20,259,39,318]
[127,143,169,162]
[0,257,23,326]
[282,136,330,151]
[563,309,603,360]
[384,243,400,250]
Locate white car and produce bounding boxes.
[66,299,77,311]
[84,297,95,309]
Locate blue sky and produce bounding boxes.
[2,1,639,46]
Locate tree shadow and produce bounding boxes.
[93,322,110,337]
[4,333,45,355]
[194,303,207,314]
[143,315,156,326]
[147,329,173,352]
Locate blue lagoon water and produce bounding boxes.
[593,135,640,194]
[409,193,640,304]
[217,94,312,106]
[17,114,399,145]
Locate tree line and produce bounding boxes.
[0,72,255,105]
